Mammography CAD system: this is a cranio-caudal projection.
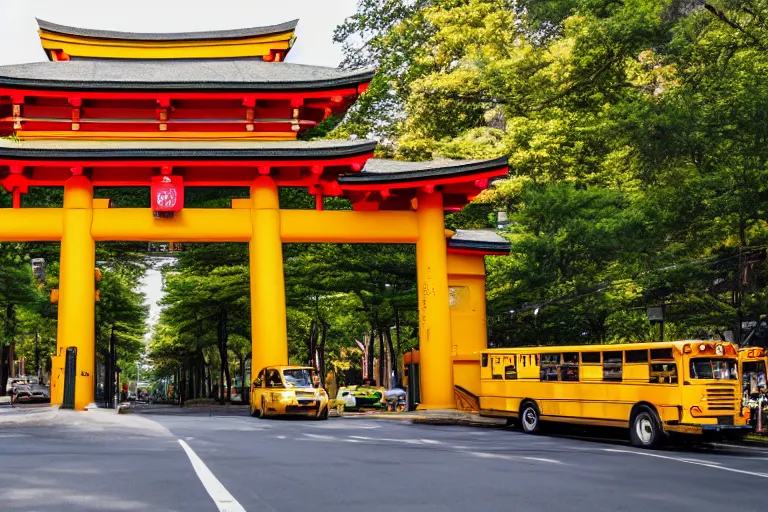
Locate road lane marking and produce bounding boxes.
[469,451,561,464]
[603,448,768,479]
[178,439,247,512]
[711,442,768,454]
[304,433,336,441]
[349,435,424,444]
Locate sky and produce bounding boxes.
[0,0,358,66]
[0,0,360,340]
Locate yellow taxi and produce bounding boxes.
[250,365,329,420]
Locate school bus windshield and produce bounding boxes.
[689,358,738,380]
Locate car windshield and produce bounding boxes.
[282,369,313,388]
[689,358,738,380]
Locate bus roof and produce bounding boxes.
[483,340,732,354]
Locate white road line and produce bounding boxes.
[304,433,337,441]
[178,439,247,512]
[603,448,768,479]
[469,451,561,464]
[711,442,768,454]
[349,435,423,444]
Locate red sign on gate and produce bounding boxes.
[151,175,184,214]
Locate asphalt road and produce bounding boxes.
[1,408,767,512]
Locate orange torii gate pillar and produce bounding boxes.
[249,176,289,373]
[415,190,455,409]
[50,175,96,409]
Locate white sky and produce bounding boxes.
[0,0,359,66]
[0,0,360,343]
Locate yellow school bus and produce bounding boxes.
[479,340,750,448]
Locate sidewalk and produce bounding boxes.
[0,405,172,437]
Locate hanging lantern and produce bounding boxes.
[151,175,184,218]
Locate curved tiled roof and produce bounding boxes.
[37,18,299,42]
[0,138,378,160]
[449,229,510,254]
[339,156,508,185]
[0,61,375,91]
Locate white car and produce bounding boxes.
[5,378,27,394]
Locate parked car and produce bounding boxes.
[5,378,27,394]
[13,384,50,403]
[334,385,387,413]
[250,366,329,420]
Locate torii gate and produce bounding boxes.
[0,18,510,410]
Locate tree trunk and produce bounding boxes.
[1,303,16,396]
[0,344,8,397]
[378,322,385,388]
[240,354,248,405]
[308,319,317,367]
[319,322,327,387]
[217,310,232,404]
[367,326,375,383]
[216,311,227,403]
[205,352,213,398]
[394,308,402,387]
[200,351,206,399]
[106,325,115,407]
[385,327,397,387]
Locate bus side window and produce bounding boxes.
[562,352,579,382]
[650,348,673,360]
[625,349,648,363]
[491,357,503,380]
[603,351,623,381]
[504,355,517,380]
[540,354,560,381]
[581,352,600,364]
[650,363,677,384]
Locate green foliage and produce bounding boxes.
[337,0,768,346]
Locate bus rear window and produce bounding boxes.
[689,358,738,380]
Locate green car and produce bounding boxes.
[334,386,386,413]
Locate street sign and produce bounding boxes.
[647,307,664,322]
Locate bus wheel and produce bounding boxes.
[317,407,329,421]
[520,402,540,434]
[630,406,661,449]
[249,400,260,418]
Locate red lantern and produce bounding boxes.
[151,175,184,218]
